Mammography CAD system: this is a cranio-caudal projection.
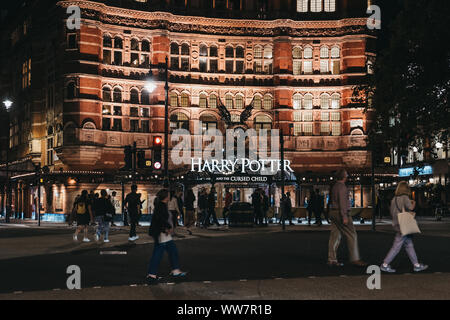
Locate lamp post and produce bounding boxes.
[145,57,170,187]
[2,99,12,223]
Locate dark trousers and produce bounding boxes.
[129,213,139,237]
[254,207,263,224]
[204,208,219,226]
[223,207,230,224]
[307,209,314,224]
[147,240,180,275]
[314,210,323,224]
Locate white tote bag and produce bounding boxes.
[395,198,421,236]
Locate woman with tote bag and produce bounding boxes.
[380,181,428,273]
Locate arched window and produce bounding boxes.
[235,95,244,109]
[200,114,217,133]
[320,94,330,109]
[181,43,190,56]
[324,0,336,12]
[253,95,262,110]
[254,115,272,131]
[226,47,234,58]
[200,45,208,57]
[170,43,179,54]
[210,46,218,57]
[209,94,217,108]
[254,46,263,59]
[331,93,341,109]
[263,94,273,110]
[293,47,302,59]
[293,94,302,109]
[331,46,340,58]
[303,94,313,109]
[141,90,150,105]
[263,46,272,59]
[180,93,190,108]
[114,37,123,49]
[225,94,233,109]
[199,94,208,108]
[236,46,244,58]
[102,87,112,102]
[304,47,313,59]
[296,0,308,12]
[170,92,178,107]
[311,0,322,12]
[170,112,189,131]
[130,88,139,104]
[131,38,139,51]
[103,35,112,48]
[320,46,329,58]
[67,82,76,99]
[141,40,150,52]
[113,88,122,102]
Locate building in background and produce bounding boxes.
[0,0,379,221]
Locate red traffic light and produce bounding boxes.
[153,136,162,145]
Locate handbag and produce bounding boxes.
[395,197,421,236]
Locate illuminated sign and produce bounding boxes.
[399,166,433,177]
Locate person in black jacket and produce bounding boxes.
[204,187,220,227]
[146,189,187,285]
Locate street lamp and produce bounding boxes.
[2,99,12,223]
[3,99,13,109]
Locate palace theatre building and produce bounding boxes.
[0,0,376,221]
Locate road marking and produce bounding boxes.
[167,282,176,285]
[130,284,138,287]
[13,291,23,294]
[274,278,283,280]
[308,276,316,279]
[339,275,348,278]
[100,251,127,255]
[203,281,212,284]
[52,288,61,291]
[239,279,247,282]
[434,272,442,274]
[93,286,101,289]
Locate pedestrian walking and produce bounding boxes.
[146,189,187,285]
[205,187,220,227]
[223,188,233,225]
[94,189,114,243]
[306,191,315,226]
[198,188,208,227]
[380,181,428,273]
[124,184,141,242]
[261,190,269,225]
[251,189,262,225]
[327,169,367,267]
[73,190,94,242]
[110,191,118,226]
[313,189,324,226]
[286,192,294,225]
[184,188,196,235]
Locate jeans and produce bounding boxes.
[383,233,418,266]
[147,240,180,275]
[95,216,110,239]
[129,213,139,237]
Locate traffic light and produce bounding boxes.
[123,145,132,170]
[137,150,146,169]
[152,136,162,170]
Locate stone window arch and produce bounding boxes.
[293,93,302,109]
[331,93,341,109]
[170,92,179,107]
[114,36,123,49]
[103,34,112,48]
[131,38,140,51]
[320,93,330,109]
[141,90,150,105]
[303,94,313,109]
[331,46,340,58]
[235,94,244,109]
[113,87,122,102]
[263,94,273,110]
[141,39,150,52]
[180,92,190,108]
[225,94,234,109]
[130,88,139,104]
[102,86,112,102]
[253,95,262,110]
[199,93,208,108]
[320,46,329,59]
[209,93,218,108]
[225,46,234,58]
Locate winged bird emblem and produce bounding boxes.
[240,98,254,124]
[217,98,232,126]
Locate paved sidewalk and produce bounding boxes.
[2,272,449,300]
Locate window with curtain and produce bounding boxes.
[311,0,322,12]
[293,47,302,75]
[293,94,302,109]
[303,94,313,109]
[199,94,208,108]
[324,0,336,12]
[253,95,262,109]
[331,94,340,109]
[320,94,330,109]
[170,92,178,107]
[235,95,244,109]
[296,0,308,12]
[209,94,217,108]
[263,95,273,110]
[181,93,190,107]
[225,94,233,109]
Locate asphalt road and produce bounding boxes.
[1,228,449,295]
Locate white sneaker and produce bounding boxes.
[103,239,110,243]
[134,235,139,240]
[128,236,136,241]
[95,234,100,242]
[82,238,91,242]
[73,234,78,241]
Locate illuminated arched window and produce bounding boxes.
[264,46,272,59]
[293,94,302,109]
[320,94,330,109]
[254,46,263,59]
[320,46,329,58]
[180,93,190,108]
[304,47,313,59]
[253,95,262,110]
[225,94,233,109]
[311,0,322,12]
[170,92,178,107]
[199,94,208,108]
[170,112,189,131]
[303,94,313,109]
[293,47,302,75]
[263,94,273,110]
[209,94,217,108]
[235,95,244,109]
[293,47,302,59]
[331,93,341,109]
[254,115,272,131]
[296,0,308,12]
[331,46,340,58]
[324,0,336,12]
